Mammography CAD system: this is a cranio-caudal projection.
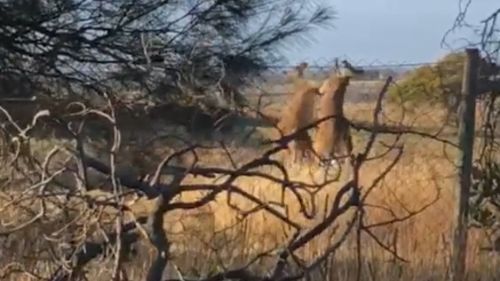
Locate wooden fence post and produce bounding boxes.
[450,48,479,281]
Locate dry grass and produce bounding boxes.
[1,96,499,280]
[122,100,498,280]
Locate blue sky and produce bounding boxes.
[284,0,499,66]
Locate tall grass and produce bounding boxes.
[1,98,498,281]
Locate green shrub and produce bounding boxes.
[388,52,465,106]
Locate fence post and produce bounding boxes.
[450,48,479,281]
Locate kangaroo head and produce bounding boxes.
[295,62,309,76]
[319,73,351,96]
[284,62,309,83]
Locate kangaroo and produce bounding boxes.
[277,71,320,165]
[277,81,320,165]
[312,72,353,167]
[284,62,309,84]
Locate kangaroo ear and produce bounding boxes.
[295,62,309,76]
[297,62,308,69]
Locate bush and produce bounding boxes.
[471,160,500,227]
[388,52,465,107]
[470,159,500,251]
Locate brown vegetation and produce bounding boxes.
[1,61,499,281]
[4,1,500,281]
[0,96,498,281]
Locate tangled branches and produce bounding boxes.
[0,78,442,281]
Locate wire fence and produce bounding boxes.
[259,59,439,84]
[247,59,441,105]
[265,61,438,70]
[244,53,500,145]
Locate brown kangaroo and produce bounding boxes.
[277,62,319,163]
[312,73,353,167]
[277,69,320,165]
[284,62,309,84]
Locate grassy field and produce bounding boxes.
[0,81,499,280]
[124,97,497,280]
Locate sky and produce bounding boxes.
[284,0,499,66]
